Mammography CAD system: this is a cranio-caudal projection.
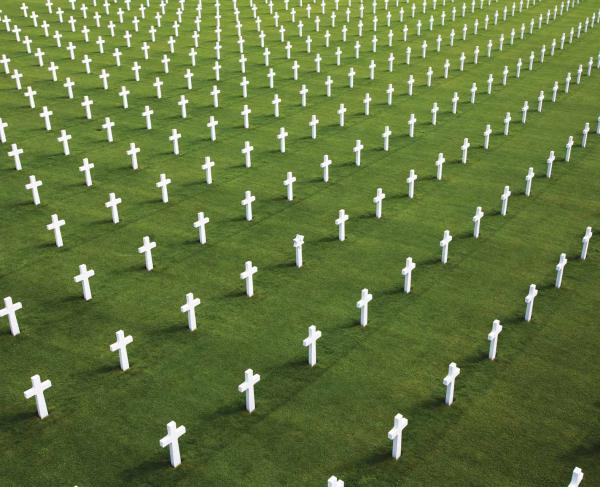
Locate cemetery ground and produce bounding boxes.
[1,0,600,485]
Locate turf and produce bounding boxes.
[1,0,600,485]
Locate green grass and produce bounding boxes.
[1,0,600,485]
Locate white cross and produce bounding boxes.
[241,104,252,129]
[0,118,8,143]
[240,76,249,97]
[299,84,308,106]
[369,59,376,79]
[240,260,258,297]
[373,187,386,218]
[34,48,45,66]
[184,69,194,90]
[440,230,453,264]
[207,116,219,141]
[363,93,372,115]
[337,103,347,126]
[435,153,446,181]
[119,86,130,108]
[387,413,408,459]
[105,192,122,223]
[238,368,261,412]
[46,213,66,247]
[335,209,349,241]
[521,101,529,124]
[568,467,584,487]
[443,362,461,405]
[24,86,37,108]
[193,212,210,245]
[483,124,492,149]
[348,68,356,88]
[153,77,163,98]
[181,292,201,331]
[503,112,512,135]
[325,75,333,96]
[161,54,170,73]
[356,288,373,327]
[160,421,186,468]
[169,129,182,155]
[524,284,538,322]
[431,102,439,124]
[211,85,220,107]
[99,69,110,90]
[320,155,332,182]
[0,54,10,74]
[39,106,53,131]
[545,150,556,178]
[581,226,593,260]
[582,122,590,148]
[452,91,460,114]
[138,236,157,271]
[272,94,281,117]
[555,253,568,288]
[565,136,574,162]
[472,206,485,238]
[81,96,94,119]
[25,175,43,205]
[241,190,256,221]
[74,264,95,300]
[266,68,276,88]
[110,330,133,371]
[408,113,417,137]
[537,91,545,112]
[102,117,115,143]
[57,129,72,155]
[407,169,418,199]
[309,114,319,139]
[24,374,52,419]
[354,139,364,166]
[242,141,254,168]
[407,74,415,95]
[500,186,511,216]
[303,324,322,366]
[277,127,288,153]
[382,126,392,151]
[142,106,154,129]
[487,319,503,360]
[79,158,94,186]
[131,62,142,81]
[12,69,23,90]
[470,82,478,103]
[81,54,92,74]
[290,233,305,268]
[1,296,23,335]
[401,257,416,293]
[525,167,535,197]
[284,171,296,201]
[199,157,214,186]
[127,143,140,170]
[156,174,171,203]
[461,138,470,164]
[328,476,344,487]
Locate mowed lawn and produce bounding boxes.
[1,0,599,485]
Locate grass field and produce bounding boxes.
[1,0,600,485]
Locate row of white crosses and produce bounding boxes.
[21,206,593,338]
[1,0,592,98]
